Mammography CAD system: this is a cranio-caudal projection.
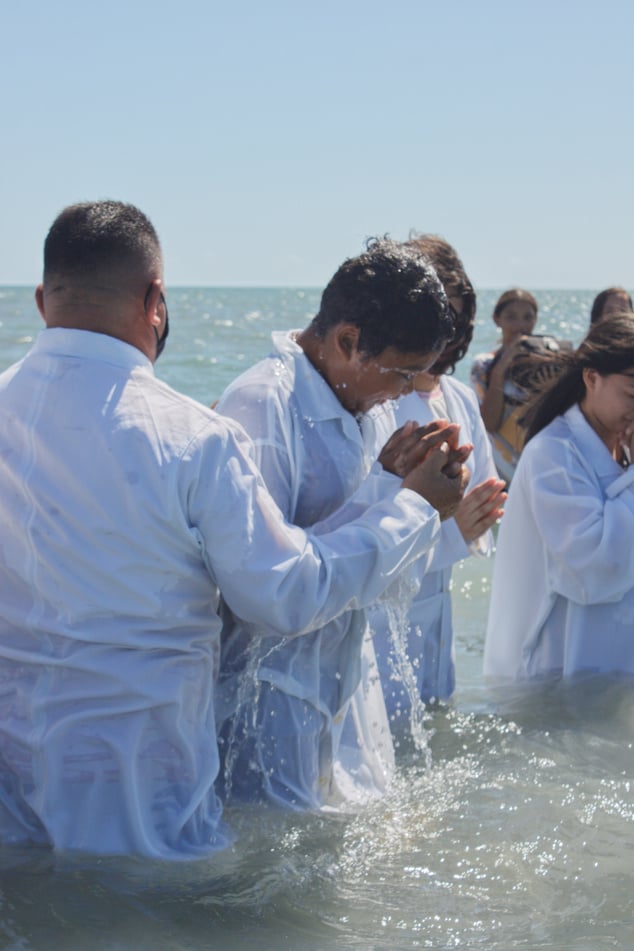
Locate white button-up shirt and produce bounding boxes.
[0,328,440,857]
[484,403,634,680]
[369,376,497,706]
[216,331,441,807]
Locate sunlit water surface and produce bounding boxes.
[0,287,632,950]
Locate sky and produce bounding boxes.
[1,0,633,290]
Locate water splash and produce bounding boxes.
[220,634,269,802]
[380,583,433,765]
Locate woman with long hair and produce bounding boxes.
[589,286,633,325]
[484,313,634,681]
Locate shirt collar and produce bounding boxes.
[273,330,363,442]
[32,328,154,374]
[565,402,621,479]
[272,330,359,432]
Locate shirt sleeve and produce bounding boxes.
[216,381,295,519]
[184,418,441,638]
[523,435,634,605]
[463,385,498,557]
[417,384,498,572]
[308,463,402,534]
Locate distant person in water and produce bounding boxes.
[0,203,469,859]
[590,286,633,325]
[215,238,471,811]
[470,288,539,482]
[368,235,505,719]
[484,314,634,682]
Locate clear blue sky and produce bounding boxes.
[1,0,633,289]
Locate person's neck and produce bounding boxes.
[296,326,333,386]
[414,373,441,394]
[578,398,619,456]
[45,309,151,361]
[296,325,353,414]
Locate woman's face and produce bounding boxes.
[581,368,634,446]
[494,300,537,347]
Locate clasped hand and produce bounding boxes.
[379,419,472,521]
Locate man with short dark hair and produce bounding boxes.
[0,203,469,858]
[216,238,469,810]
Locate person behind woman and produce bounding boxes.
[215,239,469,811]
[484,314,634,682]
[368,235,506,715]
[589,286,633,325]
[470,289,539,482]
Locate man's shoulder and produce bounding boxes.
[0,359,23,389]
[144,372,214,418]
[138,373,252,452]
[217,339,308,417]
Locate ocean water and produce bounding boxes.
[0,286,632,951]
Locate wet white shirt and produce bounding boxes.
[216,331,440,808]
[0,329,443,857]
[484,404,634,681]
[369,376,497,708]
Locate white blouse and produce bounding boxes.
[369,376,497,707]
[484,403,634,681]
[216,331,440,806]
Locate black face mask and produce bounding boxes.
[154,293,169,359]
[144,286,170,360]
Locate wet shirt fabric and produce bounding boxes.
[484,404,634,681]
[471,350,527,484]
[216,330,440,809]
[0,329,443,858]
[369,377,497,710]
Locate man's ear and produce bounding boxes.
[144,279,163,330]
[35,284,45,321]
[334,324,360,361]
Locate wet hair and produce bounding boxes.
[406,233,476,375]
[43,200,162,286]
[311,237,454,358]
[493,288,538,321]
[522,314,634,441]
[589,286,633,325]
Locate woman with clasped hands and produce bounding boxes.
[485,314,634,682]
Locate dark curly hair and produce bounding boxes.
[311,237,454,358]
[406,233,476,375]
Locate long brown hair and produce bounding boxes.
[590,287,633,325]
[406,233,476,375]
[522,314,634,442]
